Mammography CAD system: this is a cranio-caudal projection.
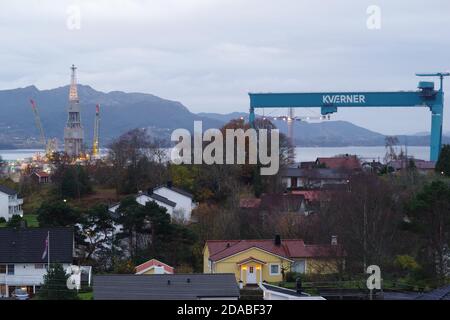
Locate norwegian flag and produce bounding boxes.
[42,232,49,260]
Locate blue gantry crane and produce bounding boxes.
[249,73,449,161]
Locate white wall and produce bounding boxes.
[135,194,174,216]
[0,192,8,221]
[109,195,174,217]
[153,187,194,221]
[0,263,72,287]
[0,191,23,221]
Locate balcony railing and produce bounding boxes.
[9,198,23,206]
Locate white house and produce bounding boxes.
[109,192,176,218]
[0,227,90,298]
[109,183,195,222]
[152,183,196,221]
[260,283,326,300]
[0,185,23,222]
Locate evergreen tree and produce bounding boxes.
[37,200,79,227]
[436,144,450,176]
[36,264,78,300]
[6,215,26,228]
[407,180,450,281]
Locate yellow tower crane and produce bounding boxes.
[92,104,100,158]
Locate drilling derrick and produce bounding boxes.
[64,64,84,157]
[92,104,100,158]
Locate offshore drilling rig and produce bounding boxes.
[29,65,102,162]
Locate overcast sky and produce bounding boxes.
[1,0,449,135]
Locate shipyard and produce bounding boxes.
[0,1,449,314]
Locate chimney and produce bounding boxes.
[167,181,173,189]
[331,235,338,246]
[274,234,281,246]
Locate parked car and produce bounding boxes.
[12,288,29,300]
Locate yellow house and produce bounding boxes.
[203,236,343,285]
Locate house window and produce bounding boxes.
[35,264,44,269]
[269,264,280,275]
[0,265,6,274]
[7,264,14,275]
[293,260,306,274]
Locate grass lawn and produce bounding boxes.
[23,214,39,227]
[0,214,39,228]
[78,292,93,300]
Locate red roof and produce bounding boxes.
[317,156,361,170]
[135,259,174,274]
[206,239,344,262]
[34,171,50,178]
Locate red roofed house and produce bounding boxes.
[316,155,361,171]
[203,236,344,286]
[31,171,50,184]
[135,259,174,275]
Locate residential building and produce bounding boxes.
[109,192,177,218]
[152,182,196,221]
[388,159,436,174]
[31,171,50,184]
[93,274,240,300]
[203,236,344,286]
[0,185,23,222]
[316,155,361,171]
[135,259,174,275]
[108,183,195,222]
[281,168,349,190]
[0,227,74,298]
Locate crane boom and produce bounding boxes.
[29,99,47,149]
[92,104,100,157]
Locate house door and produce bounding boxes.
[246,266,257,284]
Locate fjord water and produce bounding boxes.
[1,146,431,162]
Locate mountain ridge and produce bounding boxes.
[0,86,448,149]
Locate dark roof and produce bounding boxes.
[153,186,193,199]
[316,156,361,170]
[415,285,450,300]
[281,168,349,180]
[147,193,176,207]
[0,227,74,263]
[0,185,17,196]
[93,274,240,300]
[389,159,436,170]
